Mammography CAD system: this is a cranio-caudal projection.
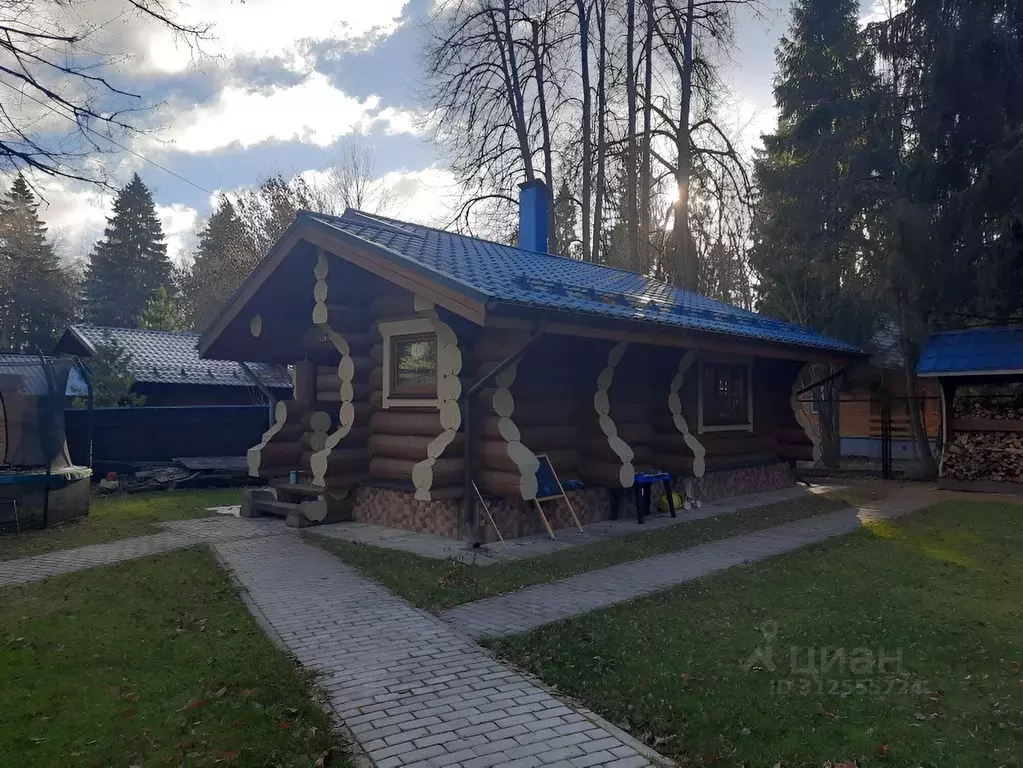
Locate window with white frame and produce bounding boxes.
[698,357,754,432]
[379,318,441,408]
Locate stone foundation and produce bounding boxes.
[353,462,795,542]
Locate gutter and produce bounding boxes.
[460,324,547,543]
[239,362,277,428]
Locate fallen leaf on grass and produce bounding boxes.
[277,721,291,731]
[212,686,228,698]
[182,698,208,712]
[877,744,891,758]
[239,689,257,697]
[213,750,240,762]
[120,706,136,718]
[701,754,717,764]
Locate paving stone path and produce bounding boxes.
[441,488,938,639]
[0,515,285,587]
[215,534,663,768]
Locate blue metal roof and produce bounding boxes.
[917,326,1023,377]
[59,325,292,390]
[306,210,861,356]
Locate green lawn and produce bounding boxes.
[311,491,860,612]
[491,501,1023,767]
[0,488,242,561]
[0,546,348,767]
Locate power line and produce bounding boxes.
[0,79,214,196]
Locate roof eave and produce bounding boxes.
[486,301,865,364]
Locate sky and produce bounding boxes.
[27,0,875,269]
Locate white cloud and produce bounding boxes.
[150,73,420,153]
[99,0,411,74]
[157,203,200,267]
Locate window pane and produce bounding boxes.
[703,363,749,427]
[393,335,437,393]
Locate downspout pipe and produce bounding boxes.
[76,358,94,470]
[239,362,277,429]
[460,324,547,543]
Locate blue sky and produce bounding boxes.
[31,0,875,266]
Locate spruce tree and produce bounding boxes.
[84,174,171,327]
[0,175,75,350]
[180,198,250,331]
[751,0,878,465]
[552,180,578,258]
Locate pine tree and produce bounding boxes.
[0,175,76,350]
[180,198,251,331]
[751,0,879,466]
[84,174,171,327]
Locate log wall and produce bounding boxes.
[365,291,467,500]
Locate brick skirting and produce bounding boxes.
[354,462,795,542]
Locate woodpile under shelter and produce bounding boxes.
[199,185,863,540]
[917,326,1023,494]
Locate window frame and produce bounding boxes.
[389,332,439,398]
[379,317,442,409]
[697,355,754,434]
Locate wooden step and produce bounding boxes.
[271,481,327,502]
[251,499,303,519]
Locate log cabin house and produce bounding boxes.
[918,326,1023,494]
[199,182,864,540]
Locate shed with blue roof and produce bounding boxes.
[917,326,1023,494]
[199,188,863,540]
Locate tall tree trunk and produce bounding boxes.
[639,0,654,274]
[670,0,696,289]
[493,3,534,180]
[576,0,593,262]
[530,18,556,248]
[592,0,608,264]
[625,0,639,272]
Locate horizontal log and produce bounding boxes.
[477,442,579,474]
[777,443,816,462]
[476,469,527,498]
[474,388,575,425]
[370,410,446,436]
[300,448,369,475]
[577,461,631,488]
[369,457,464,485]
[257,441,303,464]
[369,365,383,391]
[616,422,656,444]
[370,343,383,365]
[316,379,372,402]
[764,424,813,443]
[582,440,650,465]
[368,433,464,461]
[301,430,328,452]
[314,304,372,330]
[478,419,580,450]
[370,293,415,317]
[661,451,779,476]
[606,401,651,422]
[474,332,532,363]
[652,432,777,456]
[301,411,333,432]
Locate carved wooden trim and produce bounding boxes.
[488,358,541,500]
[668,350,706,478]
[309,250,356,487]
[411,312,462,501]
[595,342,635,488]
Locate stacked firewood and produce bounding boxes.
[953,397,1023,420]
[943,430,1023,482]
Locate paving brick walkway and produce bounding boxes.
[0,515,285,587]
[441,488,939,640]
[215,533,665,768]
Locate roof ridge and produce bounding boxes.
[74,323,200,338]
